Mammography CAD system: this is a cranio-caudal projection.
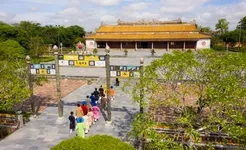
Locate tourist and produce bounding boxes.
[110,86,115,101]
[93,88,100,102]
[87,108,94,126]
[68,111,75,134]
[81,101,88,115]
[99,85,104,99]
[101,94,107,111]
[76,117,86,138]
[116,78,120,87]
[83,114,89,134]
[86,95,92,109]
[90,93,97,107]
[92,105,100,122]
[75,104,84,118]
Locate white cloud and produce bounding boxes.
[1,0,246,31]
[160,0,210,13]
[0,12,7,17]
[12,12,53,24]
[31,7,40,11]
[100,15,117,23]
[126,2,149,11]
[59,7,81,16]
[88,0,122,6]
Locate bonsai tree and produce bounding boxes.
[51,135,135,150]
[151,49,155,56]
[124,49,128,56]
[93,48,98,55]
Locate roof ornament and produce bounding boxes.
[117,18,184,25]
[101,22,105,26]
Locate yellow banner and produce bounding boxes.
[84,55,99,61]
[74,60,89,67]
[39,69,47,75]
[64,55,78,60]
[120,71,129,78]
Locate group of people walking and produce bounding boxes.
[68,84,116,138]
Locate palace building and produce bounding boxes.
[86,19,211,50]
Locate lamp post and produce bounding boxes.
[60,43,63,54]
[53,45,63,119]
[26,55,35,114]
[105,45,111,122]
[55,25,60,50]
[140,57,144,114]
[239,21,242,48]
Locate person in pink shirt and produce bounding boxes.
[92,105,100,122]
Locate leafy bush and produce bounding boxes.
[93,48,98,54]
[31,56,54,63]
[213,45,225,51]
[51,135,135,150]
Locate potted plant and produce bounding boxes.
[93,48,98,55]
[151,49,155,56]
[124,49,128,56]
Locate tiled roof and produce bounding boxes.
[86,33,211,41]
[97,24,198,33]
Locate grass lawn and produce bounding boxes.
[31,56,55,64]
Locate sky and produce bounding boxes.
[0,0,245,32]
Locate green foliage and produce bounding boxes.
[93,48,98,54]
[237,16,246,30]
[0,40,26,60]
[199,26,211,33]
[123,50,246,149]
[29,36,47,57]
[212,45,224,51]
[0,61,30,111]
[0,23,30,50]
[215,18,229,34]
[51,135,135,150]
[31,56,54,64]
[73,37,85,46]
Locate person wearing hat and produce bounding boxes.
[76,117,86,138]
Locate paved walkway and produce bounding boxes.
[0,79,138,150]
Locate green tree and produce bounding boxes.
[73,37,85,46]
[237,16,246,30]
[0,23,30,51]
[29,36,47,57]
[199,26,212,33]
[14,21,42,38]
[215,18,229,34]
[123,50,246,149]
[65,25,85,47]
[0,40,26,60]
[41,25,58,45]
[0,60,30,111]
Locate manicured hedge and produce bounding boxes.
[51,135,135,150]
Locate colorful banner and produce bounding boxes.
[58,55,106,67]
[84,55,99,61]
[30,64,56,75]
[110,65,140,78]
[120,71,130,78]
[59,60,69,66]
[95,61,105,67]
[74,60,89,67]
[64,55,79,60]
[39,69,47,75]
